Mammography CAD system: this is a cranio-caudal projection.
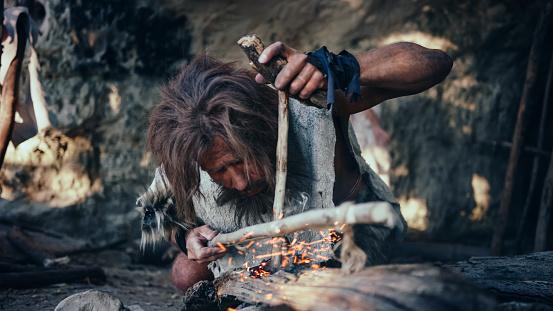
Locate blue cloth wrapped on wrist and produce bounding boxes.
[306,46,361,109]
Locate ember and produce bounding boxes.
[326,229,343,243]
[248,259,273,278]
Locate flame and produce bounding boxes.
[248,259,272,278]
[216,242,227,252]
[236,228,342,278]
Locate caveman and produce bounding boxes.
[145,40,452,291]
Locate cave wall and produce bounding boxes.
[0,0,544,245]
[0,0,191,246]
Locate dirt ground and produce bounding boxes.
[0,248,183,311]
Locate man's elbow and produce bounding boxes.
[431,49,453,85]
[394,42,453,87]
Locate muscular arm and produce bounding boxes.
[334,42,453,115]
[257,41,453,115]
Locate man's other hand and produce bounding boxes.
[256,41,325,99]
[185,225,227,263]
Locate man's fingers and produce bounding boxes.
[197,225,218,240]
[275,53,308,90]
[258,41,292,64]
[255,73,267,84]
[195,252,227,264]
[188,244,225,260]
[197,246,226,260]
[299,70,325,99]
[289,65,316,95]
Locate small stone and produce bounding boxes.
[54,290,126,311]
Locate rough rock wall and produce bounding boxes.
[0,0,544,244]
[0,0,191,246]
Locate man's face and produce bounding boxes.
[200,136,265,197]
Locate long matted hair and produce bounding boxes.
[147,55,279,227]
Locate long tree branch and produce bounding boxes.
[210,201,401,246]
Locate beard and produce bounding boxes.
[215,157,311,227]
[216,180,274,226]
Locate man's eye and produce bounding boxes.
[231,159,243,166]
[213,168,225,175]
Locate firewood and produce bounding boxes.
[210,201,401,246]
[213,264,496,311]
[182,251,553,310]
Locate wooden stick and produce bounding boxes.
[237,35,291,267]
[534,152,553,251]
[0,12,28,168]
[210,201,400,246]
[517,48,553,251]
[270,90,289,267]
[237,34,326,109]
[491,4,552,255]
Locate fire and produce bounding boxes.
[248,259,273,278]
[238,228,342,278]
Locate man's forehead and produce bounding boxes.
[200,137,236,170]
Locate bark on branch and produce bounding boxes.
[210,201,400,246]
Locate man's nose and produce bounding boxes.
[227,167,248,191]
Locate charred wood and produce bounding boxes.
[182,252,553,310]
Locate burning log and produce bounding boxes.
[193,264,496,311]
[183,251,553,311]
